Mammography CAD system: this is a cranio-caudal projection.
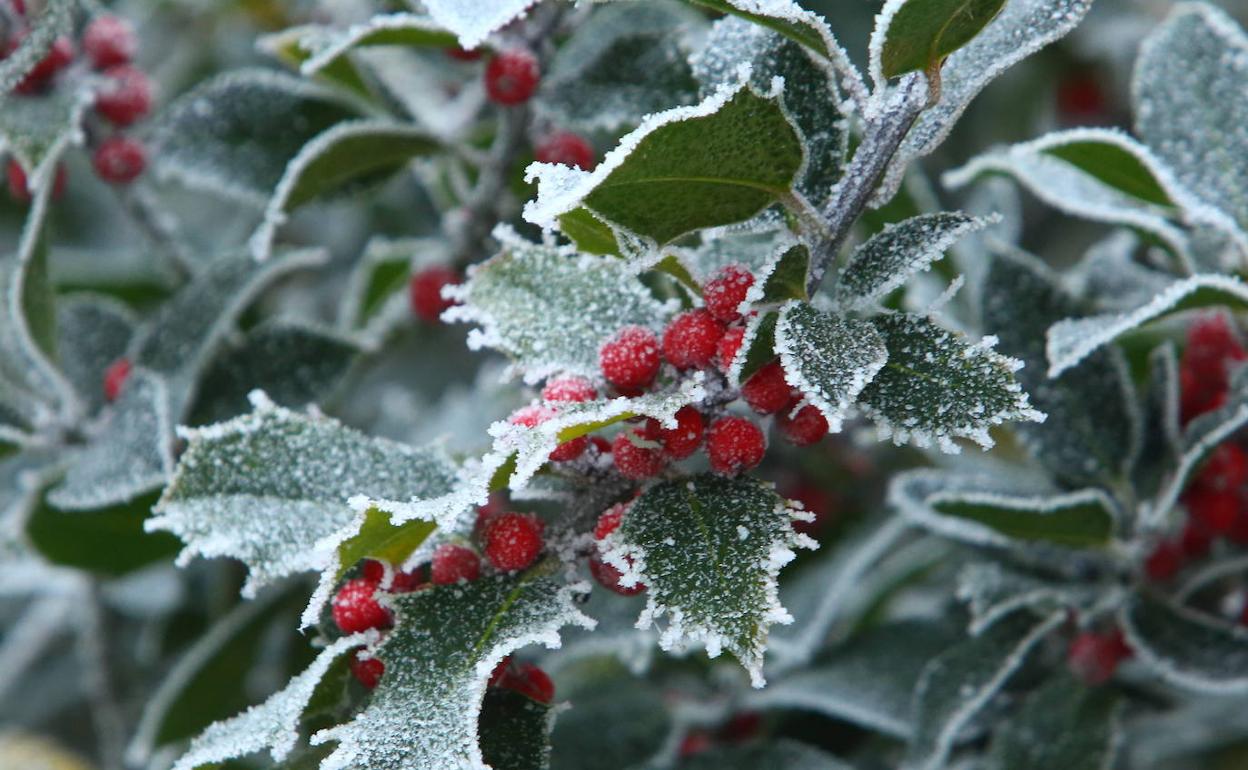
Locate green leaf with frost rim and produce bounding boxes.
[1120,593,1248,695]
[726,309,779,387]
[872,0,1008,80]
[54,295,137,415]
[985,675,1121,770]
[0,79,95,192]
[0,0,73,94]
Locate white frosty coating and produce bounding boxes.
[250,120,436,261]
[739,233,806,309]
[1119,595,1248,696]
[955,562,1087,637]
[169,633,368,770]
[295,13,447,76]
[1069,230,1173,311]
[865,0,912,93]
[422,0,538,49]
[1177,554,1248,604]
[0,0,73,94]
[0,78,96,196]
[1047,273,1248,378]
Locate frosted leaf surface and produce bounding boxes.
[0,80,95,194]
[985,675,1121,770]
[148,397,458,596]
[46,370,174,511]
[745,242,810,305]
[678,739,857,770]
[444,238,670,384]
[0,0,72,94]
[54,296,136,415]
[546,668,668,769]
[1120,593,1248,695]
[602,474,816,687]
[675,225,791,284]
[1069,231,1174,312]
[956,562,1091,635]
[284,13,454,80]
[170,634,363,770]
[858,313,1042,453]
[774,301,888,432]
[421,0,538,49]
[836,213,988,309]
[314,573,594,770]
[905,610,1064,770]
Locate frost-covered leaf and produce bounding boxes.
[1047,274,1248,377]
[837,213,988,309]
[548,661,669,770]
[479,688,554,770]
[557,209,621,257]
[603,474,815,687]
[1040,130,1178,208]
[957,562,1091,635]
[525,82,804,248]
[751,619,960,738]
[726,309,777,387]
[149,70,362,204]
[774,301,888,432]
[26,490,179,576]
[0,0,73,95]
[445,238,669,384]
[1070,231,1175,313]
[0,80,95,193]
[148,397,458,596]
[905,610,1064,770]
[678,740,857,770]
[542,2,701,132]
[46,370,175,511]
[271,13,456,87]
[1120,593,1248,695]
[54,295,137,415]
[890,468,1118,550]
[693,17,847,205]
[170,634,363,770]
[338,237,441,334]
[985,675,1120,770]
[421,0,537,49]
[858,313,1041,452]
[313,573,594,770]
[745,243,810,305]
[871,0,1007,81]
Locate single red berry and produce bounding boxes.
[1180,314,1247,423]
[534,131,595,170]
[1195,443,1248,492]
[82,15,137,69]
[391,567,428,593]
[11,0,25,16]
[94,65,152,127]
[483,512,544,572]
[678,732,712,758]
[103,358,132,402]
[1144,538,1183,582]
[500,662,555,703]
[5,159,66,203]
[1067,629,1131,686]
[719,711,762,743]
[542,375,596,403]
[702,264,755,323]
[332,577,392,634]
[92,136,146,185]
[707,416,766,476]
[612,424,666,479]
[361,559,386,583]
[589,556,645,596]
[783,480,837,536]
[11,34,74,93]
[662,310,724,370]
[1185,486,1238,534]
[660,406,704,460]
[408,265,460,323]
[484,49,539,106]
[741,360,793,415]
[594,503,627,540]
[1056,71,1105,122]
[589,435,612,454]
[778,403,828,446]
[488,656,512,687]
[431,544,481,585]
[600,326,661,391]
[349,650,384,689]
[446,46,483,62]
[717,324,746,372]
[1180,519,1214,559]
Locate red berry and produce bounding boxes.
[1180,314,1246,423]
[660,406,704,460]
[92,136,146,185]
[534,131,595,170]
[612,424,666,479]
[702,264,754,323]
[542,375,596,403]
[94,65,152,127]
[1195,443,1248,492]
[778,403,828,446]
[707,416,766,476]
[483,512,544,572]
[361,559,386,583]
[1056,72,1105,122]
[717,324,746,372]
[1185,486,1238,534]
[500,662,555,703]
[1144,538,1183,582]
[82,15,137,69]
[1180,519,1213,559]
[589,556,645,596]
[679,732,712,758]
[488,656,512,687]
[431,544,481,585]
[719,711,762,743]
[594,503,627,540]
[600,326,661,391]
[11,34,74,93]
[590,435,612,454]
[662,310,724,370]
[332,578,392,634]
[103,358,132,402]
[349,650,384,689]
[391,567,428,593]
[446,46,483,62]
[741,360,793,414]
[6,160,67,203]
[484,49,539,106]
[1067,629,1131,686]
[408,265,460,323]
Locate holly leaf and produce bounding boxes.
[0,79,94,192]
[54,295,137,415]
[26,489,179,576]
[957,562,1092,635]
[1121,593,1248,695]
[726,309,779,387]
[549,663,670,770]
[602,474,815,687]
[479,689,555,770]
[872,0,1008,81]
[985,675,1121,770]
[0,0,73,94]
[745,243,810,305]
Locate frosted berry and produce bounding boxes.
[717,324,746,372]
[408,265,460,323]
[361,559,386,584]
[484,49,539,106]
[1144,538,1182,582]
[92,136,146,185]
[542,375,596,403]
[103,358,132,402]
[663,310,723,370]
[7,159,66,203]
[612,423,666,479]
[589,557,645,596]
[594,503,627,540]
[702,264,754,323]
[483,512,544,572]
[391,567,428,593]
[534,131,595,170]
[11,34,74,93]
[1195,443,1248,491]
[500,662,555,703]
[661,406,704,460]
[778,403,828,446]
[488,656,512,687]
[707,416,765,476]
[1067,629,1130,686]
[510,404,587,462]
[1180,314,1246,422]
[82,15,137,69]
[332,578,392,634]
[1184,486,1237,534]
[431,544,481,585]
[600,325,661,391]
[349,651,384,689]
[94,65,152,127]
[741,360,793,415]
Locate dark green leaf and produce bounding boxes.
[877,0,1008,79]
[754,244,809,303]
[986,675,1120,770]
[331,506,436,584]
[479,689,554,770]
[557,208,620,257]
[836,212,985,308]
[1044,139,1174,207]
[26,490,179,576]
[1121,593,1248,695]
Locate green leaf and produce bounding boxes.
[54,295,137,414]
[1121,592,1248,695]
[258,25,370,97]
[986,675,1121,770]
[957,562,1093,635]
[858,313,1042,452]
[549,664,670,770]
[606,474,814,686]
[331,506,436,585]
[314,573,593,769]
[527,83,804,246]
[1043,137,1175,208]
[874,0,1008,80]
[557,209,621,257]
[726,309,779,386]
[774,301,888,432]
[338,237,439,333]
[683,0,844,64]
[479,689,555,770]
[25,490,179,576]
[678,740,857,770]
[0,79,93,192]
[750,243,809,304]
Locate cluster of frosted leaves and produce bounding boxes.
[1120,593,1248,695]
[147,394,459,597]
[692,16,847,206]
[0,79,95,192]
[444,236,670,384]
[0,0,72,94]
[314,574,594,770]
[541,1,702,132]
[956,562,1093,636]
[601,474,815,687]
[984,675,1121,770]
[53,296,136,415]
